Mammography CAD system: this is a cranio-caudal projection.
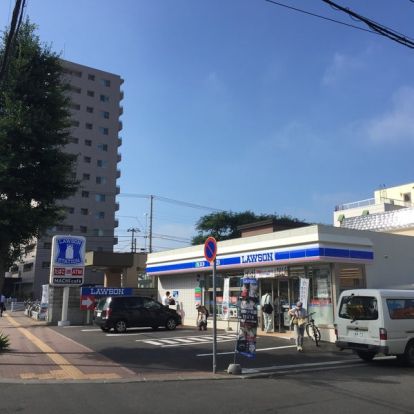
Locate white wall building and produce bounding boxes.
[147,225,414,342]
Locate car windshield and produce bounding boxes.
[338,295,378,320]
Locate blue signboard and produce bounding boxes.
[81,287,133,297]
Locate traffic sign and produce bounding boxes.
[204,236,217,263]
[80,295,95,310]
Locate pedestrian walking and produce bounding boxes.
[261,292,273,332]
[196,303,209,331]
[0,293,5,317]
[289,301,308,351]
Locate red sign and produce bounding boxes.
[80,295,95,311]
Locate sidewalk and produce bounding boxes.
[0,311,230,383]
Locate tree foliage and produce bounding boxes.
[191,210,310,245]
[0,21,78,291]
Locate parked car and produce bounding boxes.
[93,296,182,333]
[335,289,414,365]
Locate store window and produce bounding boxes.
[308,265,333,325]
[337,264,365,295]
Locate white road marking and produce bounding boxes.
[137,334,238,347]
[196,344,297,357]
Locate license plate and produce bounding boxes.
[353,331,365,337]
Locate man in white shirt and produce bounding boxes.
[261,292,273,332]
[162,291,171,306]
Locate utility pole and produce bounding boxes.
[149,195,154,253]
[127,228,140,253]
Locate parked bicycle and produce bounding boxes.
[305,312,321,346]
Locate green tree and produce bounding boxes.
[191,210,310,245]
[0,21,78,292]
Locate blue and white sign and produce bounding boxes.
[81,287,133,296]
[50,235,86,286]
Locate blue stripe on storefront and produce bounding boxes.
[146,247,373,274]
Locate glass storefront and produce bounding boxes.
[203,263,366,330]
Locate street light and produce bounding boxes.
[127,228,140,253]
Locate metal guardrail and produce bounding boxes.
[10,302,26,312]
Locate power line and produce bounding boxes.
[265,0,377,35]
[321,0,414,49]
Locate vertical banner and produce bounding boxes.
[237,277,258,358]
[299,277,310,310]
[222,277,230,320]
[195,287,202,306]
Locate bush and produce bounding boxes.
[0,332,10,350]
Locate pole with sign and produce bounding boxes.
[204,236,217,374]
[49,235,86,326]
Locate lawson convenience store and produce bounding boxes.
[146,224,414,342]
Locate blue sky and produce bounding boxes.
[2,1,414,252]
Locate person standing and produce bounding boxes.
[162,291,171,306]
[289,301,308,351]
[261,292,273,333]
[196,303,209,331]
[0,293,5,317]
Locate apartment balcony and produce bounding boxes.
[119,105,123,116]
[113,237,118,245]
[118,121,123,131]
[117,137,122,147]
[115,202,120,211]
[114,219,119,228]
[115,185,120,195]
[120,90,124,100]
[117,152,122,163]
[116,169,121,179]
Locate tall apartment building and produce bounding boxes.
[7,59,124,299]
[334,182,414,236]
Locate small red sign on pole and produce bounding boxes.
[204,237,217,263]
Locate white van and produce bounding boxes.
[335,289,414,365]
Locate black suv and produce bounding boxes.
[93,296,182,333]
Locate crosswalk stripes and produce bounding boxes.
[137,334,237,347]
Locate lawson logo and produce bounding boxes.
[54,237,85,266]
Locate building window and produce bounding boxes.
[65,206,75,214]
[95,194,106,202]
[96,211,105,219]
[81,191,89,198]
[97,159,108,168]
[101,79,111,87]
[69,86,81,94]
[87,90,95,97]
[86,106,94,113]
[68,137,79,144]
[96,176,107,184]
[84,156,91,163]
[100,110,110,119]
[56,224,74,232]
[97,143,108,152]
[70,103,80,110]
[82,173,90,181]
[63,68,82,78]
[84,139,92,146]
[85,123,93,130]
[403,193,411,203]
[93,228,104,236]
[80,226,88,233]
[100,94,109,102]
[70,120,80,127]
[88,74,95,81]
[99,127,109,135]
[42,261,50,269]
[23,263,34,272]
[81,208,89,215]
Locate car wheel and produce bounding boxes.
[401,340,414,366]
[166,318,177,330]
[114,320,127,333]
[356,350,376,361]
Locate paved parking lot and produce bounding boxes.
[0,311,361,383]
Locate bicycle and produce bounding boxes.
[305,312,321,346]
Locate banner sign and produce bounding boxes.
[49,235,86,286]
[222,278,230,320]
[236,277,258,358]
[299,277,310,310]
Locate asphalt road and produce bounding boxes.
[1,362,414,414]
[51,324,365,376]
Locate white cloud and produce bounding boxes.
[322,52,364,86]
[364,87,414,143]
